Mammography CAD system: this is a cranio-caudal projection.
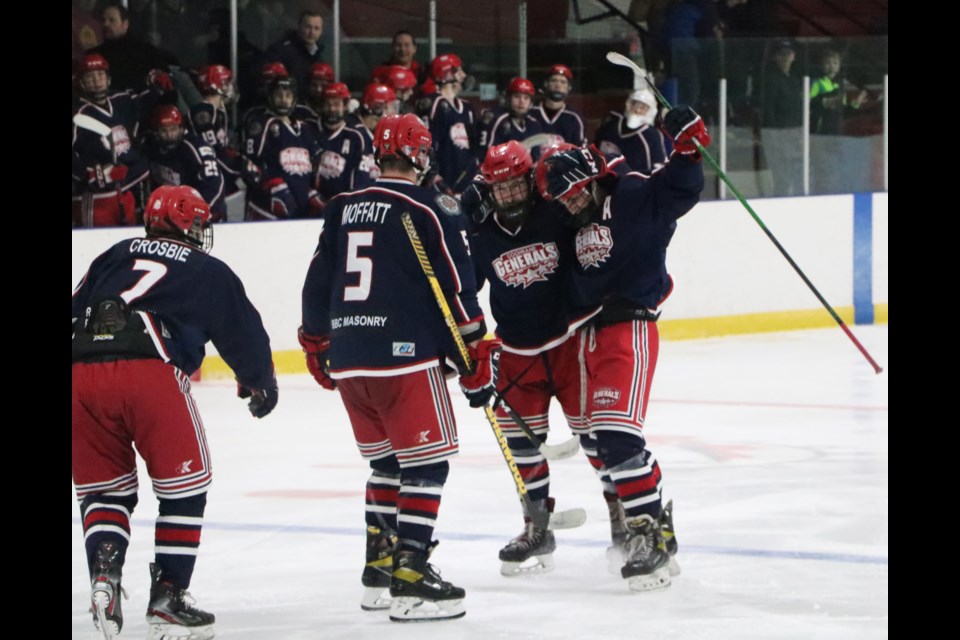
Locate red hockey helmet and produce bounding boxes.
[481,140,533,184]
[373,113,432,172]
[196,64,235,100]
[151,104,185,152]
[309,62,335,85]
[362,83,397,115]
[260,62,289,86]
[76,53,111,102]
[506,77,536,96]
[547,64,573,81]
[385,65,417,92]
[143,185,213,251]
[76,53,110,75]
[430,53,463,83]
[322,82,351,101]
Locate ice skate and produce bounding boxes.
[90,541,127,639]
[145,563,216,640]
[499,517,557,576]
[620,514,672,592]
[389,546,465,622]
[361,526,398,611]
[604,492,629,574]
[659,499,681,576]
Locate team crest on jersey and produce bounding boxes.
[481,110,494,125]
[575,223,613,269]
[317,150,346,179]
[111,125,131,155]
[248,121,263,137]
[598,140,622,156]
[280,147,312,175]
[195,111,212,126]
[392,342,415,357]
[592,387,621,408]
[493,242,559,288]
[435,194,460,216]
[450,122,469,149]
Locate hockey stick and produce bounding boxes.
[400,212,553,531]
[605,51,884,374]
[74,114,116,162]
[520,133,554,151]
[491,391,581,461]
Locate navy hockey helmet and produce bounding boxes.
[266,75,298,116]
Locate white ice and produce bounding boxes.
[72,325,888,639]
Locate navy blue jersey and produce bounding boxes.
[246,117,321,218]
[594,112,671,174]
[302,178,485,377]
[348,122,380,181]
[141,133,227,221]
[240,105,271,157]
[309,121,372,200]
[72,237,274,388]
[291,102,319,123]
[464,192,576,354]
[477,106,544,161]
[530,104,587,147]
[186,101,240,182]
[566,156,703,316]
[423,94,478,193]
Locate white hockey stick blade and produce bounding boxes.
[520,133,554,150]
[540,435,580,460]
[606,51,644,74]
[73,113,113,138]
[549,507,587,530]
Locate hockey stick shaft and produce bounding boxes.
[605,52,883,374]
[400,212,550,529]
[492,390,580,461]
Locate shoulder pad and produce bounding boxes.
[435,193,461,216]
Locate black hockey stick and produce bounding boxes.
[400,212,553,530]
[605,51,884,374]
[491,391,580,461]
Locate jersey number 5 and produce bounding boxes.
[344,232,373,301]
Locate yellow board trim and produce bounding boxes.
[198,305,888,380]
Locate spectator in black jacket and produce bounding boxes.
[760,39,803,196]
[91,2,179,93]
[263,10,325,91]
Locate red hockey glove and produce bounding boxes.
[298,327,335,390]
[87,163,128,189]
[237,371,279,418]
[661,105,711,159]
[307,189,325,216]
[147,69,174,92]
[459,337,502,408]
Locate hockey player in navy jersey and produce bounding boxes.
[477,77,544,161]
[300,113,499,622]
[187,65,242,197]
[463,140,633,576]
[419,53,478,195]
[349,83,398,183]
[531,64,587,147]
[72,185,278,639]
[595,88,671,174]
[143,105,227,222]
[535,104,710,592]
[308,82,372,202]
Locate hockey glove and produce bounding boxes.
[87,163,128,189]
[545,146,607,200]
[459,337,502,408]
[298,327,336,390]
[307,189,325,216]
[237,374,279,419]
[147,69,174,92]
[262,177,294,218]
[462,179,496,225]
[661,105,711,159]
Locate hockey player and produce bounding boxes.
[531,64,587,147]
[594,88,671,174]
[308,82,372,202]
[299,113,499,622]
[419,53,478,195]
[478,77,544,161]
[534,104,710,592]
[379,65,418,114]
[72,185,278,639]
[294,62,335,121]
[72,52,171,227]
[187,64,242,196]
[350,83,398,183]
[243,75,324,220]
[239,61,289,156]
[143,105,227,222]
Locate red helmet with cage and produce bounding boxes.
[506,77,536,96]
[481,140,533,184]
[196,65,235,99]
[309,62,334,85]
[322,82,351,101]
[143,185,213,251]
[362,83,397,115]
[543,64,573,102]
[151,104,184,151]
[373,113,432,173]
[430,53,463,83]
[547,64,573,81]
[385,65,417,92]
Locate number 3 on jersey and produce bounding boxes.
[344,232,373,301]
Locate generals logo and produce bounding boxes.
[493,242,559,288]
[317,150,346,179]
[592,387,621,408]
[279,147,312,175]
[111,125,132,155]
[450,122,470,149]
[575,223,613,269]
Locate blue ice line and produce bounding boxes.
[73,518,887,566]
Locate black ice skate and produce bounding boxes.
[145,563,216,640]
[389,546,466,622]
[90,541,127,640]
[659,499,681,576]
[361,526,398,611]
[603,491,629,573]
[620,514,672,592]
[499,517,557,577]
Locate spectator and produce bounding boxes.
[810,48,867,135]
[72,0,103,62]
[263,10,325,91]
[90,3,180,93]
[760,39,803,196]
[478,77,544,161]
[531,64,587,147]
[370,31,426,87]
[595,89,671,174]
[419,54,478,195]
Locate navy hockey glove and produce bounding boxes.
[237,374,279,419]
[544,146,607,200]
[298,327,335,390]
[462,179,495,225]
[459,337,502,408]
[661,105,711,159]
[262,178,294,218]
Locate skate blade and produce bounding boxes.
[146,619,215,640]
[625,567,672,592]
[92,591,118,639]
[500,553,556,577]
[605,545,624,575]
[388,596,465,622]
[549,507,587,530]
[360,586,392,611]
